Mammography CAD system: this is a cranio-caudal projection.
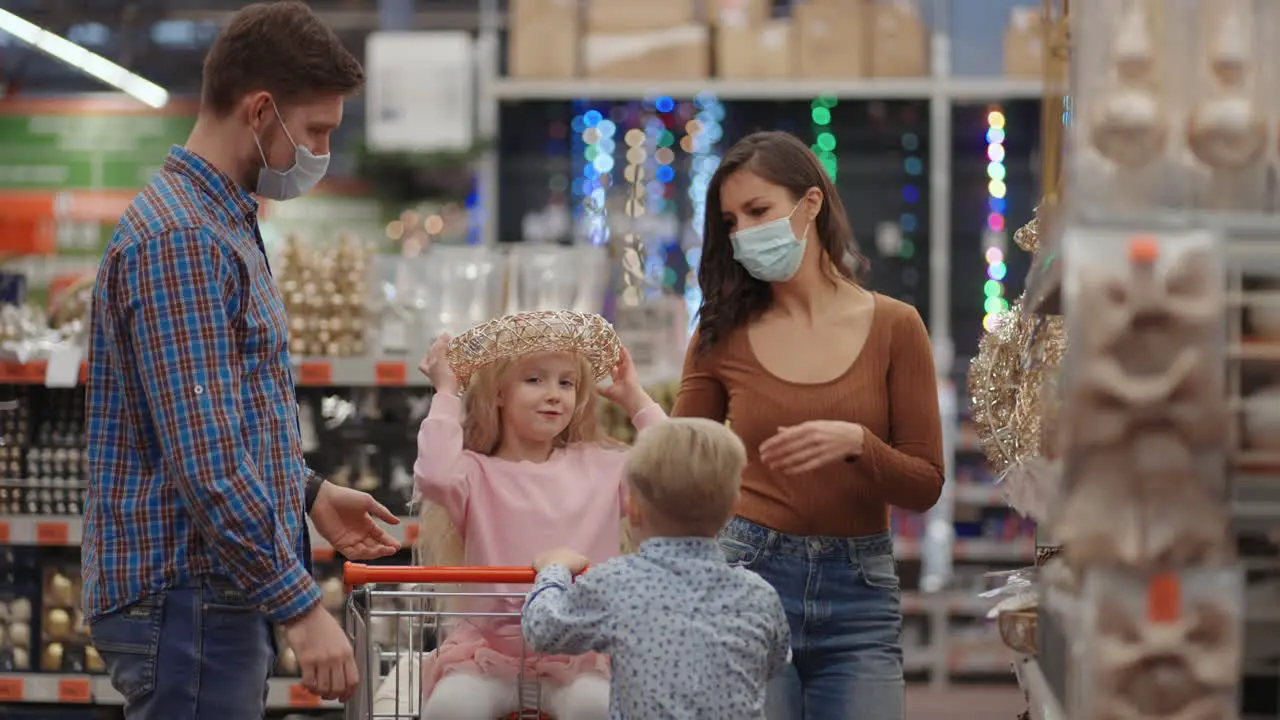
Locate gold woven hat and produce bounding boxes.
[446,309,622,390]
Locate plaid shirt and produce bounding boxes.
[83,146,320,624]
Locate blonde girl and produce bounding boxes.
[377,310,664,720]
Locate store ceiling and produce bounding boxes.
[1,0,504,97]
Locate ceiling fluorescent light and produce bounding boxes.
[0,9,169,108]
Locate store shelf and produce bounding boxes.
[490,77,1046,102]
[0,513,415,557]
[954,482,1005,506]
[1,514,1031,564]
[0,355,680,390]
[291,356,427,387]
[0,673,338,709]
[1014,655,1066,720]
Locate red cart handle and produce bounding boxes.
[344,562,588,588]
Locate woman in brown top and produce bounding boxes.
[674,131,944,720]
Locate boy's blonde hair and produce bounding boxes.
[415,352,625,569]
[625,418,746,537]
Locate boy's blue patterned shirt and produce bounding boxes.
[522,537,791,719]
[83,145,320,624]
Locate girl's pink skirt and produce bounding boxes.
[421,619,610,698]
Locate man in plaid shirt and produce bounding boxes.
[83,3,399,717]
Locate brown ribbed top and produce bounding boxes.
[673,294,945,537]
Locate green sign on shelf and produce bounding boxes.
[0,113,195,191]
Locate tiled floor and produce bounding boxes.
[907,685,1026,719]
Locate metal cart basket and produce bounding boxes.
[342,562,554,720]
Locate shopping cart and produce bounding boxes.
[342,562,556,720]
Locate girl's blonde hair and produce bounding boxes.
[414,352,632,571]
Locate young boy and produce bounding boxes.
[522,418,790,719]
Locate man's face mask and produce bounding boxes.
[252,100,329,201]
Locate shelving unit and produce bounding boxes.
[0,673,340,710]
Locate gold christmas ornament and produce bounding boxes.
[10,597,30,622]
[85,645,105,673]
[448,310,621,390]
[9,622,30,648]
[1013,208,1041,253]
[320,577,345,613]
[44,608,71,640]
[47,571,74,607]
[279,646,299,675]
[277,233,370,357]
[41,641,63,672]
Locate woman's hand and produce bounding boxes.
[419,334,460,395]
[759,420,865,475]
[597,347,652,417]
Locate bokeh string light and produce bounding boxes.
[546,112,570,210]
[683,93,723,332]
[572,107,612,246]
[619,105,650,305]
[899,114,923,303]
[982,106,1010,331]
[810,95,838,180]
[644,98,671,300]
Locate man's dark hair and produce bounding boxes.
[201,0,364,116]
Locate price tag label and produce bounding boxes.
[0,677,23,701]
[58,678,92,703]
[22,361,47,384]
[375,362,407,386]
[36,521,70,546]
[0,521,9,543]
[297,362,332,386]
[289,684,321,707]
[45,346,84,388]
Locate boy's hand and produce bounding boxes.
[533,548,590,574]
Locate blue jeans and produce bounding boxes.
[719,516,904,720]
[88,575,277,720]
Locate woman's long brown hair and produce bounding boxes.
[694,130,864,357]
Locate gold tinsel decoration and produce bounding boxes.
[968,306,1024,475]
[967,207,1069,521]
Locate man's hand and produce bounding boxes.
[284,603,358,701]
[533,547,590,574]
[310,482,401,559]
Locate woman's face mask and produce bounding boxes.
[729,198,811,283]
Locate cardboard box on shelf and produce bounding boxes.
[583,24,711,80]
[1003,6,1045,78]
[868,0,929,77]
[585,0,698,33]
[709,0,772,27]
[716,19,793,79]
[793,2,866,78]
[508,0,580,78]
